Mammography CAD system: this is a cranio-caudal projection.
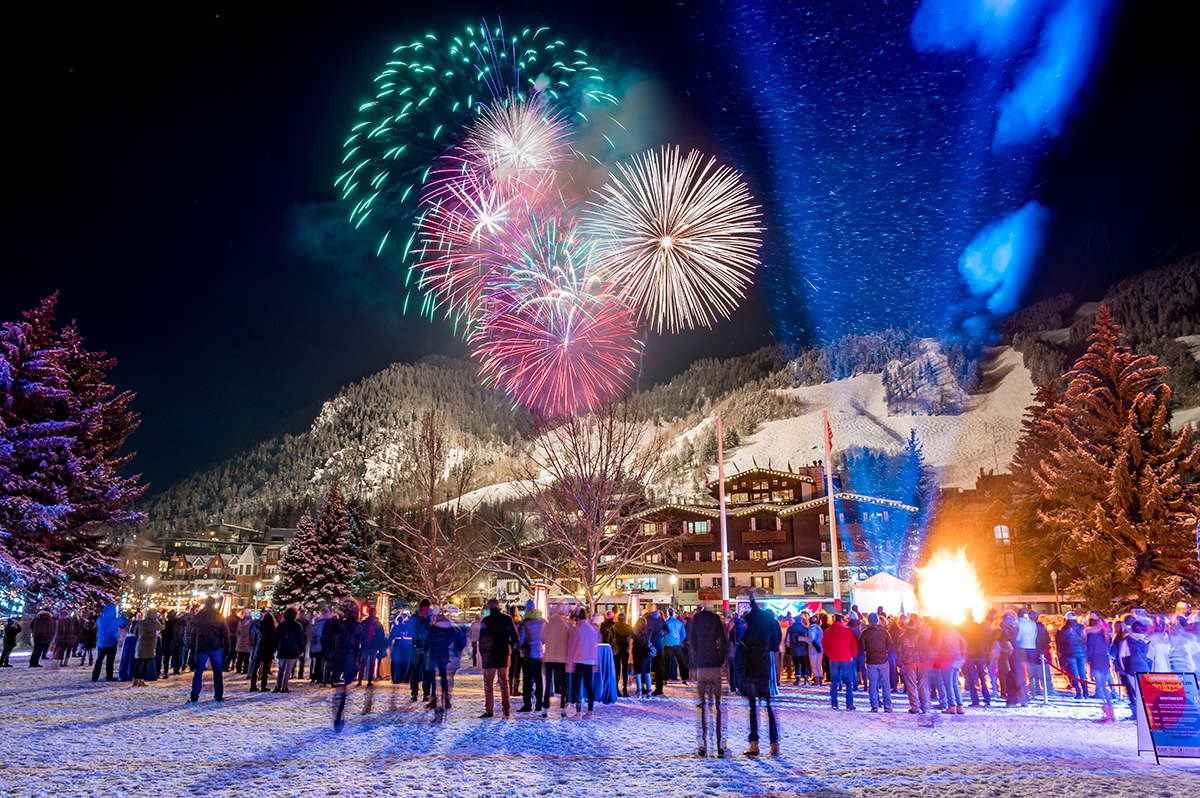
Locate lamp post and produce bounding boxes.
[669,575,677,610]
[142,575,154,610]
[1050,571,1060,615]
[254,581,263,611]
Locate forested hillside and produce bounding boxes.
[141,357,525,531]
[1008,253,1200,404]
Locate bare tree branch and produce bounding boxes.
[489,398,684,610]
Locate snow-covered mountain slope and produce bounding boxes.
[725,345,1034,489]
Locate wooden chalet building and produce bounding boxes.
[622,464,918,611]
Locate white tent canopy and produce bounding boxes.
[852,572,919,616]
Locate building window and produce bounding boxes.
[729,577,737,588]
[994,525,1011,546]
[784,571,798,587]
[600,554,616,564]
[687,520,709,534]
[643,522,661,536]
[603,525,618,537]
[823,570,832,583]
[646,553,662,565]
[752,576,773,591]
[712,578,722,588]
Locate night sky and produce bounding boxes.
[5,1,1198,493]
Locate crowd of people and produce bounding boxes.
[4,595,1197,755]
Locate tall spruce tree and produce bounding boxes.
[271,510,316,611]
[896,428,937,579]
[0,296,143,608]
[1030,306,1200,610]
[345,497,383,597]
[310,481,355,608]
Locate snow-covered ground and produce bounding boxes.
[4,650,1198,798]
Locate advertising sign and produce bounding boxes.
[1137,672,1200,763]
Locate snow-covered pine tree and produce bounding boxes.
[1009,382,1063,586]
[310,481,355,610]
[1032,305,1200,610]
[0,296,144,608]
[271,510,316,611]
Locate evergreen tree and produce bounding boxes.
[271,482,356,614]
[271,510,316,610]
[896,429,937,579]
[345,496,383,597]
[1031,306,1200,610]
[1009,382,1062,587]
[0,296,144,608]
[311,481,356,608]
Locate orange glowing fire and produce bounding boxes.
[915,547,987,622]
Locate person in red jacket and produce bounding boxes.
[823,614,859,710]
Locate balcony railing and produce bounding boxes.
[742,529,787,544]
[681,533,715,546]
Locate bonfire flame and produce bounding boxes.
[916,547,987,623]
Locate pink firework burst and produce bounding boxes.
[470,216,643,418]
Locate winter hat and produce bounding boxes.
[868,613,879,625]
[525,599,536,612]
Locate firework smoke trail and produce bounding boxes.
[469,215,643,418]
[337,19,617,317]
[583,146,763,334]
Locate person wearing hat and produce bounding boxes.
[516,600,545,713]
[478,599,519,718]
[1055,612,1088,699]
[859,613,893,713]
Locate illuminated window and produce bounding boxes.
[642,522,661,536]
[994,525,1011,546]
[752,576,774,591]
[687,520,709,534]
[603,525,618,537]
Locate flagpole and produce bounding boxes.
[824,410,841,613]
[717,416,730,614]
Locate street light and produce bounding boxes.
[254,581,263,611]
[669,575,677,609]
[1050,571,1060,615]
[142,575,154,610]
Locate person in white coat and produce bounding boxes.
[566,609,601,719]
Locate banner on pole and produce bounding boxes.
[1136,672,1200,763]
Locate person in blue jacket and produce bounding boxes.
[92,604,124,682]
